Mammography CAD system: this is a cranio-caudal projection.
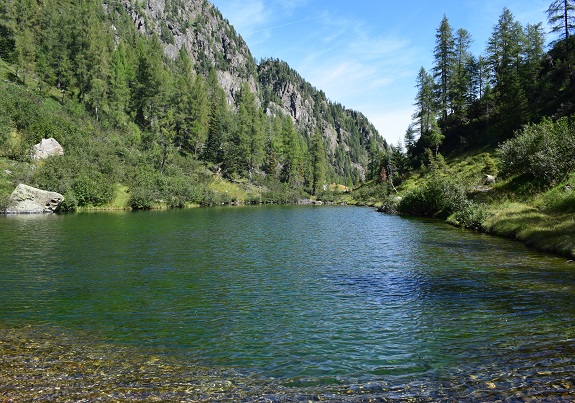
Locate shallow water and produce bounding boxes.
[1,206,575,401]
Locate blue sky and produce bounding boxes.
[210,0,550,146]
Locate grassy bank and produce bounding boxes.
[358,148,575,259]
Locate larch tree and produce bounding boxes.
[547,0,575,49]
[486,7,527,129]
[451,28,474,121]
[413,67,436,139]
[310,129,326,195]
[433,15,455,121]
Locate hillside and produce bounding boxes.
[349,7,575,258]
[0,0,386,210]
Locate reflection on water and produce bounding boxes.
[1,206,575,400]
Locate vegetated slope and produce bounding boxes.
[115,0,386,184]
[351,7,575,258]
[0,0,386,210]
[258,58,383,183]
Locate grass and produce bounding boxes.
[483,202,575,257]
[209,177,251,203]
[362,148,575,259]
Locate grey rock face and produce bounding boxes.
[4,184,64,214]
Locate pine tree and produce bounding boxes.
[413,67,436,138]
[281,115,305,187]
[204,69,229,166]
[132,36,167,131]
[433,15,455,121]
[188,74,210,157]
[547,0,575,50]
[109,42,131,126]
[451,28,474,121]
[521,23,546,111]
[263,114,283,178]
[310,129,326,195]
[486,8,524,96]
[172,48,198,155]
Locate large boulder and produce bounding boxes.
[31,138,64,161]
[4,184,64,214]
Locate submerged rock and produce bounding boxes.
[4,184,64,214]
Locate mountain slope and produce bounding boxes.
[0,0,387,210]
[117,0,387,182]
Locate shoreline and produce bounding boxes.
[2,322,574,402]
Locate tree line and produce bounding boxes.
[367,1,575,189]
[0,0,383,208]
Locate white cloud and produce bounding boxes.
[360,105,415,147]
[215,0,269,34]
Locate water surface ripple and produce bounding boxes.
[1,206,575,400]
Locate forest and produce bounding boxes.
[1,0,574,258]
[363,1,575,257]
[0,0,384,211]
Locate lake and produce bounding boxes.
[1,205,575,401]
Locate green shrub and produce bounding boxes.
[482,154,498,176]
[352,182,388,204]
[451,202,490,230]
[128,188,155,209]
[377,195,401,214]
[538,179,575,214]
[398,175,468,218]
[59,192,78,212]
[0,189,11,212]
[71,172,115,206]
[498,117,575,184]
[126,165,160,209]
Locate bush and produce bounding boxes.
[398,175,468,218]
[352,182,388,204]
[71,172,115,206]
[59,192,78,212]
[498,117,575,184]
[0,189,11,212]
[128,188,155,209]
[450,202,490,230]
[377,195,401,214]
[537,178,575,214]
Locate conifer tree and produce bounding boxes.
[451,28,474,121]
[281,115,305,187]
[547,0,575,49]
[433,15,455,121]
[310,129,326,195]
[109,42,131,126]
[188,74,210,157]
[486,8,524,97]
[413,67,436,138]
[204,69,229,166]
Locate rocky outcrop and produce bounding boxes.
[117,0,257,105]
[31,138,64,161]
[4,184,64,214]
[114,0,386,181]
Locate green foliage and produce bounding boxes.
[498,117,575,184]
[353,182,388,205]
[378,194,401,214]
[310,129,326,195]
[536,173,575,213]
[258,58,386,186]
[482,154,498,176]
[398,175,468,218]
[450,202,490,230]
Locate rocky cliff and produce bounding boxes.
[115,0,386,180]
[118,0,258,105]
